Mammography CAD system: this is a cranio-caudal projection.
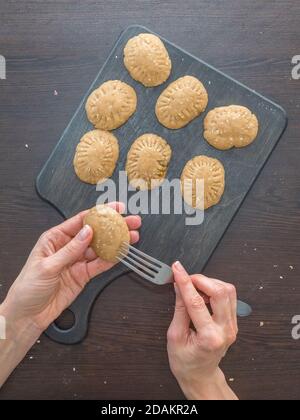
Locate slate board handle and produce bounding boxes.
[45,267,127,345]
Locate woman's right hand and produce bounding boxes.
[167,261,238,400]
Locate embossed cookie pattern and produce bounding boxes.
[155,76,208,129]
[85,80,137,130]
[126,133,172,190]
[181,155,225,210]
[124,33,171,87]
[204,105,259,150]
[73,130,119,184]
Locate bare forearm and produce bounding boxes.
[178,369,238,401]
[0,300,41,388]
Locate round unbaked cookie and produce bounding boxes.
[123,33,172,87]
[85,80,137,130]
[155,76,208,129]
[126,133,172,190]
[204,105,259,150]
[84,205,130,263]
[181,155,225,210]
[73,130,119,184]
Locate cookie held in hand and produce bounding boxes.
[84,205,130,263]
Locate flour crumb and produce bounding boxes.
[253,248,257,252]
[259,322,264,327]
[259,286,264,290]
[229,378,235,382]
[29,356,34,360]
[104,380,107,385]
[25,144,29,149]
[73,367,76,372]
[54,90,58,96]
[289,265,294,270]
[280,276,284,280]
[115,55,118,59]
[273,264,278,268]
[36,340,41,344]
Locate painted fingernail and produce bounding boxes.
[77,225,91,241]
[174,261,185,272]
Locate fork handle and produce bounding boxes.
[199,293,252,317]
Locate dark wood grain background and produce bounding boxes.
[0,0,299,400]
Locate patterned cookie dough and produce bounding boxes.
[73,130,119,184]
[155,75,208,129]
[126,133,172,190]
[84,205,130,263]
[203,105,259,150]
[124,33,171,87]
[85,80,137,130]
[181,155,225,210]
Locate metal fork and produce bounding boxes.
[117,244,252,317]
[118,243,173,285]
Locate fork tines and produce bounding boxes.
[117,242,173,285]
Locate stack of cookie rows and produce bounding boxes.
[73,33,259,211]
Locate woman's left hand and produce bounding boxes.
[1,202,141,333]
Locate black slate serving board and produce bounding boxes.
[36,25,287,344]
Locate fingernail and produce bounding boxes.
[173,261,185,272]
[77,225,91,241]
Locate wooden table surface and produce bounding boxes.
[0,0,299,400]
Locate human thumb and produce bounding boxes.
[48,224,93,272]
